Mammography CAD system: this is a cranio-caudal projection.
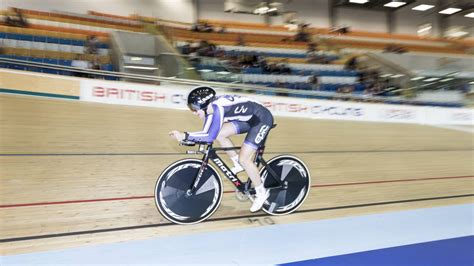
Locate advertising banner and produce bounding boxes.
[80,80,473,125]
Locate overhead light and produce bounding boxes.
[440,78,454,82]
[198,69,213,72]
[412,4,434,11]
[439,8,462,15]
[349,0,369,4]
[384,1,406,8]
[417,25,432,34]
[465,12,474,18]
[411,76,425,81]
[123,65,158,70]
[216,71,231,75]
[424,77,440,82]
[447,31,469,38]
[130,57,143,61]
[380,73,392,78]
[470,81,474,84]
[391,74,405,78]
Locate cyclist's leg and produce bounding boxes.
[238,143,261,186]
[216,121,250,173]
[215,123,239,159]
[239,121,272,212]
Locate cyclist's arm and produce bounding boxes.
[185,104,223,143]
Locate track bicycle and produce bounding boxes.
[154,125,311,224]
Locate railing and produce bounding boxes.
[0,57,467,107]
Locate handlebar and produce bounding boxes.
[179,140,197,146]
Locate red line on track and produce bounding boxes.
[1,175,472,208]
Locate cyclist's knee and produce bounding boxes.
[238,156,253,168]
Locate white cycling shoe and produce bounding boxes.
[250,185,270,212]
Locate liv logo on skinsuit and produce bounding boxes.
[234,106,248,114]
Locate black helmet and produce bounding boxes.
[187,86,216,111]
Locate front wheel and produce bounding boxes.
[260,155,311,215]
[154,159,223,224]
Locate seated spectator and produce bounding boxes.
[181,41,192,55]
[71,55,91,77]
[331,26,350,35]
[307,42,319,53]
[383,44,407,54]
[337,85,354,94]
[344,55,358,71]
[85,35,99,54]
[294,23,310,42]
[4,8,28,27]
[201,22,214,33]
[277,59,291,74]
[309,75,320,90]
[218,25,226,33]
[191,22,202,32]
[237,35,246,46]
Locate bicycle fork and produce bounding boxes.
[186,146,211,196]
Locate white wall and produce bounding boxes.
[2,0,472,37]
[393,1,440,36]
[1,0,154,17]
[152,0,195,23]
[447,15,474,37]
[198,0,265,24]
[336,7,387,32]
[280,0,330,28]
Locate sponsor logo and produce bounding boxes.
[197,94,214,104]
[92,86,167,102]
[212,158,241,186]
[383,109,415,120]
[311,106,363,116]
[452,112,472,121]
[277,160,307,178]
[234,106,248,114]
[262,102,364,117]
[255,125,270,144]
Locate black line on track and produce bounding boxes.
[0,149,472,157]
[1,193,472,243]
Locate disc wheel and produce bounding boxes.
[260,155,311,215]
[155,159,222,224]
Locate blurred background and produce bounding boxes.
[0,1,473,264]
[0,0,473,107]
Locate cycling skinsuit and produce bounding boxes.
[185,95,274,149]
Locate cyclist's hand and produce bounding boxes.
[169,130,185,142]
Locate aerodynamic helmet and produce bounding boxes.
[187,86,216,111]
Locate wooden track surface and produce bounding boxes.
[1,94,473,255]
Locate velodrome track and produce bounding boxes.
[0,93,473,255]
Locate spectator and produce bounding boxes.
[344,55,358,71]
[237,35,246,46]
[309,75,320,90]
[294,23,310,42]
[218,25,226,33]
[331,26,350,35]
[71,55,91,78]
[85,35,99,54]
[383,44,407,54]
[202,22,213,33]
[5,8,28,27]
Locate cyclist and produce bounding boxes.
[169,86,274,212]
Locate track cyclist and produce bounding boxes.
[169,86,274,212]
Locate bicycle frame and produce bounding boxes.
[187,143,285,195]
